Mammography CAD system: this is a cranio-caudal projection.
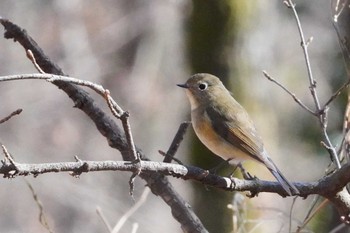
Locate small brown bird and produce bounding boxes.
[178,73,299,196]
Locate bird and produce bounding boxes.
[177,73,299,196]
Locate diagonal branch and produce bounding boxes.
[324,78,350,108]
[0,18,207,233]
[162,121,191,163]
[0,109,22,124]
[262,70,316,115]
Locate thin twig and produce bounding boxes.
[296,198,329,233]
[111,187,150,233]
[120,112,139,162]
[262,71,316,115]
[129,169,139,200]
[0,73,140,165]
[296,195,321,233]
[286,0,342,169]
[96,206,112,232]
[24,178,53,233]
[104,90,139,163]
[287,0,321,112]
[159,150,183,165]
[104,89,124,117]
[332,6,350,72]
[332,0,349,22]
[324,78,350,107]
[0,73,105,94]
[163,121,190,163]
[2,144,16,166]
[26,49,45,74]
[0,109,22,124]
[131,223,139,233]
[289,197,297,233]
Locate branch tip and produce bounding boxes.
[26,49,45,74]
[0,108,22,124]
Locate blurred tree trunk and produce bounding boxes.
[186,1,248,232]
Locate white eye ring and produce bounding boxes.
[198,82,208,91]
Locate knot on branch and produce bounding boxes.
[120,111,130,120]
[70,156,89,177]
[1,145,23,178]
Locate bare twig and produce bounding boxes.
[296,198,329,233]
[332,0,350,22]
[163,121,191,163]
[128,169,140,199]
[333,30,350,74]
[324,78,350,107]
[24,178,53,233]
[0,73,140,165]
[286,0,341,169]
[0,73,105,94]
[289,197,297,232]
[96,206,112,232]
[104,90,139,162]
[0,108,22,124]
[26,49,45,74]
[287,0,321,112]
[131,223,139,233]
[2,144,16,166]
[262,71,316,115]
[120,112,139,162]
[111,187,150,233]
[104,89,124,117]
[158,150,183,165]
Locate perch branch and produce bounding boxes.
[1,144,350,199]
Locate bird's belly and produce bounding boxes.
[192,111,248,162]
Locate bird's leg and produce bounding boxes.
[237,163,258,181]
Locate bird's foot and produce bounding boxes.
[237,163,258,181]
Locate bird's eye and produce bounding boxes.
[198,83,208,91]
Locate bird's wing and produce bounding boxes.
[206,104,299,195]
[206,105,265,163]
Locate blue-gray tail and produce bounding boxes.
[264,155,299,196]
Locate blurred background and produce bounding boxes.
[0,0,348,232]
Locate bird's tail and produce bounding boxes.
[264,156,299,196]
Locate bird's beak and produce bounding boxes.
[177,83,189,88]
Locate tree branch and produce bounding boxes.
[286,0,342,169]
[0,109,22,124]
[0,18,207,233]
[5,141,350,222]
[2,143,350,201]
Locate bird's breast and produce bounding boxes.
[191,108,250,162]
